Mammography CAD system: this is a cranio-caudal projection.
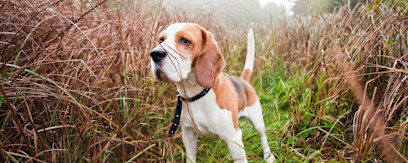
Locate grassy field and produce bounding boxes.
[1,0,407,162]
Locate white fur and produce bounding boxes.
[240,100,276,162]
[176,73,275,162]
[151,23,192,82]
[150,24,275,163]
[243,29,255,72]
[176,73,248,162]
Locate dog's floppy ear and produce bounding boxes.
[195,27,225,88]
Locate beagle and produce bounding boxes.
[150,23,275,163]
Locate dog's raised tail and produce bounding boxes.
[241,29,255,82]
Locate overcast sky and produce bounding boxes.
[145,0,294,24]
[260,0,296,16]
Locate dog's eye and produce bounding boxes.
[180,38,191,46]
[159,37,164,43]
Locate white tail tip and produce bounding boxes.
[244,28,255,72]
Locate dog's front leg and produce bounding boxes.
[182,127,197,163]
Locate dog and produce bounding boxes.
[150,23,275,163]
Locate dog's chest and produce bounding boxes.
[179,92,236,137]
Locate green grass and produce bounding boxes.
[168,57,353,162]
[165,58,322,162]
[1,0,407,162]
[251,60,316,162]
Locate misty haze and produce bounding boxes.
[0,0,406,162]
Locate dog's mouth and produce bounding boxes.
[155,68,188,83]
[155,69,173,82]
[152,59,189,83]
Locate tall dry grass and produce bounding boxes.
[0,0,226,162]
[0,0,407,162]
[265,1,408,162]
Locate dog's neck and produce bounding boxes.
[176,69,209,99]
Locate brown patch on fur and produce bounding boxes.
[162,23,224,88]
[241,69,252,82]
[226,74,246,111]
[213,74,240,131]
[174,24,205,61]
[213,73,259,131]
[194,25,225,88]
[241,80,257,107]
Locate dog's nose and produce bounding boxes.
[150,50,167,63]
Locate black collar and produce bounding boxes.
[178,88,211,102]
[169,88,211,135]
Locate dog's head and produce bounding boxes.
[150,23,225,88]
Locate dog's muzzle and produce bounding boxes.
[156,69,172,82]
[150,49,167,63]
